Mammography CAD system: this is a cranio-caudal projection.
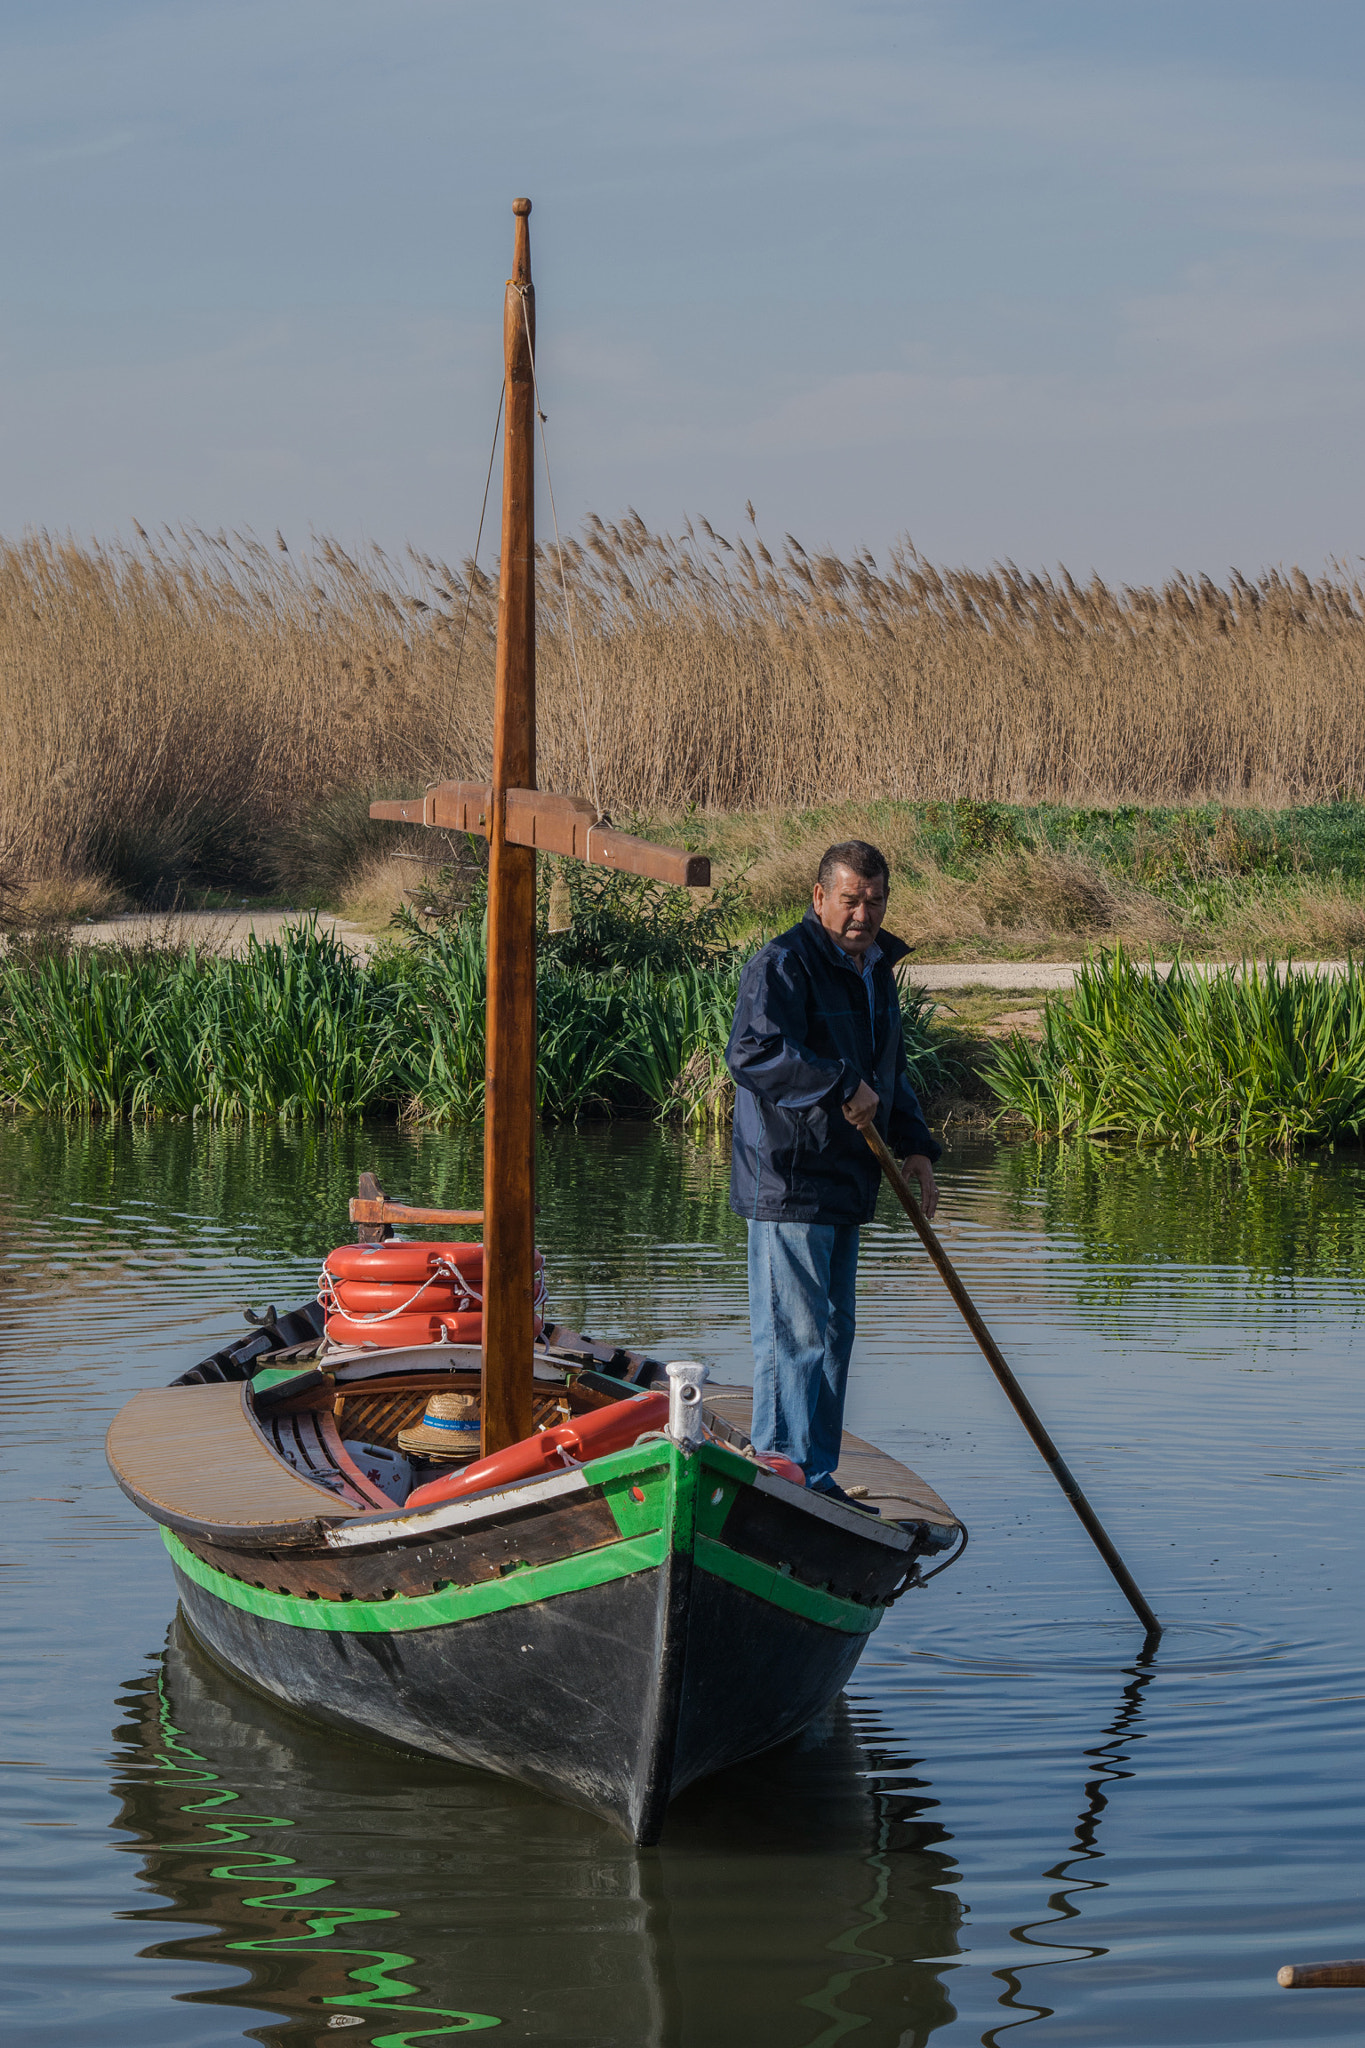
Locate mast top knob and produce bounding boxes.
[512,197,532,216]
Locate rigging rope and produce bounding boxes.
[438,379,505,777]
[518,286,602,817]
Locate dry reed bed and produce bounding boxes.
[3,515,1364,900]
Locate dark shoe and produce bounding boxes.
[811,1479,881,1516]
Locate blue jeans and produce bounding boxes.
[747,1221,860,1489]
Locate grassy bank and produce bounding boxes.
[5,521,1365,913]
[989,952,1365,1152]
[0,920,960,1125]
[334,796,1365,967]
[626,796,1365,962]
[8,910,1360,1155]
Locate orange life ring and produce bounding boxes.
[321,1242,546,1351]
[406,1391,670,1508]
[330,1279,479,1315]
[325,1309,488,1348]
[326,1242,488,1284]
[756,1453,806,1487]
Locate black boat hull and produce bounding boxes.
[173,1531,870,1844]
[110,1367,958,1843]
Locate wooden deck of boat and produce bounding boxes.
[108,1372,958,1545]
[703,1384,959,1529]
[106,1383,352,1541]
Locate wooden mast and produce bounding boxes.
[368,198,709,1446]
[482,197,537,1456]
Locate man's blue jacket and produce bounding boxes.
[726,910,942,1227]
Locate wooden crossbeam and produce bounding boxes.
[349,1173,482,1245]
[349,1198,484,1228]
[371,784,710,887]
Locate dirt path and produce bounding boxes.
[907,958,1349,990]
[72,910,374,956]
[903,957,1351,1038]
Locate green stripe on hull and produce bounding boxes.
[694,1534,883,1635]
[164,1525,666,1631]
[164,1437,888,1642]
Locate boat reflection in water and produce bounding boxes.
[109,1617,963,2047]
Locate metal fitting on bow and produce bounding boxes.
[664,1361,710,1451]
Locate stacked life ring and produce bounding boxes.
[319,1241,546,1349]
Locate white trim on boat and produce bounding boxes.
[320,1341,574,1385]
[322,1463,596,1549]
[750,1469,915,1549]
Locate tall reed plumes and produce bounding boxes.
[544,515,1365,811]
[4,516,1364,896]
[0,527,482,897]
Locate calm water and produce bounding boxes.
[4,1118,1365,2046]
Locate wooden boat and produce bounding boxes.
[107,1306,962,1843]
[105,197,965,1844]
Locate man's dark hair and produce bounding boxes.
[816,840,890,892]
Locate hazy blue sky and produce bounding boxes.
[3,0,1362,580]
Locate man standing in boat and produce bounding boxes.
[726,841,941,1513]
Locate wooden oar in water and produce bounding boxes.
[1278,1960,1365,1989]
[863,1124,1162,1641]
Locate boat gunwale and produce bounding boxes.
[747,1463,952,1549]
[161,1439,900,1639]
[112,1378,949,1560]
[327,1436,937,1553]
[108,1312,953,1563]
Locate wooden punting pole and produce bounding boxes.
[1279,1960,1365,1988]
[482,197,538,1456]
[864,1123,1161,1640]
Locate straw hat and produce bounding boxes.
[399,1391,482,1460]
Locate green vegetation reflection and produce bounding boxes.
[985,1135,1365,1293]
[125,1656,499,2041]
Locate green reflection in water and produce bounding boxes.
[989,1137,1365,1291]
[0,1115,736,1268]
[11,1117,1365,1314]
[111,1619,963,2048]
[0,1116,484,1266]
[141,1658,500,2043]
[799,1836,901,2046]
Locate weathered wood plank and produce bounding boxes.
[349,1197,484,1228]
[580,825,709,886]
[369,797,432,824]
[180,1491,623,1602]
